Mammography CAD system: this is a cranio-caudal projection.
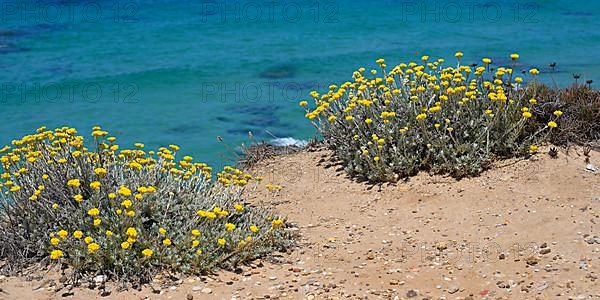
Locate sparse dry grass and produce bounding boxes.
[528,83,600,147]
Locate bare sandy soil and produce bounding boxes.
[1,146,599,299]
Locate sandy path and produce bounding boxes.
[1,147,599,299]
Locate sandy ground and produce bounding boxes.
[1,146,599,299]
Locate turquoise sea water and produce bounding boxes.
[1,0,599,167]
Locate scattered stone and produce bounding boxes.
[191,285,203,292]
[406,289,418,298]
[536,282,549,291]
[186,293,194,300]
[497,281,509,289]
[61,291,74,297]
[389,279,399,285]
[579,260,589,270]
[201,287,212,294]
[540,248,551,255]
[436,241,448,251]
[498,253,506,260]
[525,256,539,266]
[448,286,460,294]
[93,275,107,284]
[100,289,111,297]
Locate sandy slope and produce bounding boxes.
[1,146,599,299]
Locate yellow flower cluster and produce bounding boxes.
[0,126,291,278]
[216,166,254,186]
[300,53,561,180]
[265,183,283,191]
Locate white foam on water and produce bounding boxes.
[269,137,308,148]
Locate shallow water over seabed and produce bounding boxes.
[1,0,599,167]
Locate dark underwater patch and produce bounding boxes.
[0,29,27,38]
[215,116,231,123]
[222,103,290,137]
[28,23,67,34]
[233,113,281,128]
[259,64,297,79]
[0,43,30,54]
[45,64,73,75]
[270,81,319,91]
[165,124,204,134]
[562,11,594,17]
[0,23,66,44]
[230,103,280,116]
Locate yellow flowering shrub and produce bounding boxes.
[301,53,562,181]
[0,126,292,283]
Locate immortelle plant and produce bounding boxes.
[0,126,293,283]
[300,53,562,181]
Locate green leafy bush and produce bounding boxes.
[0,126,293,283]
[300,53,561,181]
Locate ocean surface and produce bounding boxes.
[1,0,599,167]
